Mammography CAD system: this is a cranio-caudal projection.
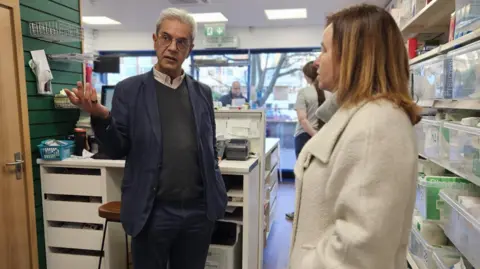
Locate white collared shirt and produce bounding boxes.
[153,67,185,90]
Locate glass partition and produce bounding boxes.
[250,52,319,170]
[105,56,192,86]
[192,53,250,101]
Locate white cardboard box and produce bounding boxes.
[205,225,242,269]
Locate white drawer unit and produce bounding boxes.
[40,164,127,269]
[41,173,104,196]
[43,200,104,224]
[47,252,104,269]
[266,166,279,188]
[269,181,278,210]
[265,147,279,172]
[46,227,103,250]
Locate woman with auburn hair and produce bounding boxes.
[289,4,420,269]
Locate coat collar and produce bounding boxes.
[305,101,368,164]
[152,67,186,89]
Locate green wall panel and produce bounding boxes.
[34,180,42,206]
[26,81,78,96]
[25,68,82,84]
[32,165,40,180]
[24,53,83,73]
[23,37,81,54]
[20,0,80,24]
[28,97,55,110]
[50,0,79,11]
[30,122,77,139]
[28,110,79,124]
[20,1,82,268]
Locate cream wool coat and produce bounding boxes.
[289,100,417,269]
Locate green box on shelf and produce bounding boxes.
[416,175,478,220]
[471,150,480,178]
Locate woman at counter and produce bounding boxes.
[289,4,420,269]
[286,62,330,221]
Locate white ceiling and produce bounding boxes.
[83,0,390,31]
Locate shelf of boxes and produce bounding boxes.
[402,0,480,266]
[416,119,480,187]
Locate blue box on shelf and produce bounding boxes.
[38,140,75,161]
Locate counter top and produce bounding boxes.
[37,157,259,175]
[265,137,280,156]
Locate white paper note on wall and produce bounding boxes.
[215,119,228,136]
[249,120,260,138]
[227,119,251,137]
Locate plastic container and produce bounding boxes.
[432,251,461,269]
[421,119,449,161]
[443,122,480,183]
[439,189,480,268]
[416,122,426,157]
[38,140,75,161]
[411,55,452,101]
[449,40,480,99]
[455,0,480,38]
[416,175,476,221]
[409,225,459,269]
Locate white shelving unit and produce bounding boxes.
[398,0,480,267]
[263,138,280,243]
[407,252,422,269]
[401,0,454,39]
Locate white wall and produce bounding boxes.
[90,25,324,51]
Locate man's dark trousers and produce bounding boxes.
[131,198,214,269]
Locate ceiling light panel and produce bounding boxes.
[190,12,228,23]
[265,8,307,20]
[82,16,121,25]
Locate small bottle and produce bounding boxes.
[74,128,87,156]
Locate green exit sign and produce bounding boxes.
[204,24,226,37]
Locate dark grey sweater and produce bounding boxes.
[155,80,203,201]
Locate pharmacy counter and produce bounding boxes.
[37,157,261,269]
[38,157,258,174]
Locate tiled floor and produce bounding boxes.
[263,182,295,269]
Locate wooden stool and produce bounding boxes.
[98,201,129,269]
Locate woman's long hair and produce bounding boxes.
[303,61,326,128]
[327,4,421,124]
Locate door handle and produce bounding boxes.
[5,152,24,180]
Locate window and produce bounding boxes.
[250,52,319,170]
[104,56,192,86]
[193,54,249,101]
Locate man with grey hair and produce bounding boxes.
[65,7,227,269]
[219,80,247,106]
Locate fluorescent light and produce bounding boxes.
[265,8,307,20]
[82,16,121,25]
[190,12,228,23]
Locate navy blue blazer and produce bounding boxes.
[92,70,228,237]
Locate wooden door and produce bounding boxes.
[0,0,38,269]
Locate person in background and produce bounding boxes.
[285,61,331,221]
[64,8,227,269]
[219,81,247,106]
[289,4,420,269]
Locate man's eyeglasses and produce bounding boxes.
[157,32,190,52]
